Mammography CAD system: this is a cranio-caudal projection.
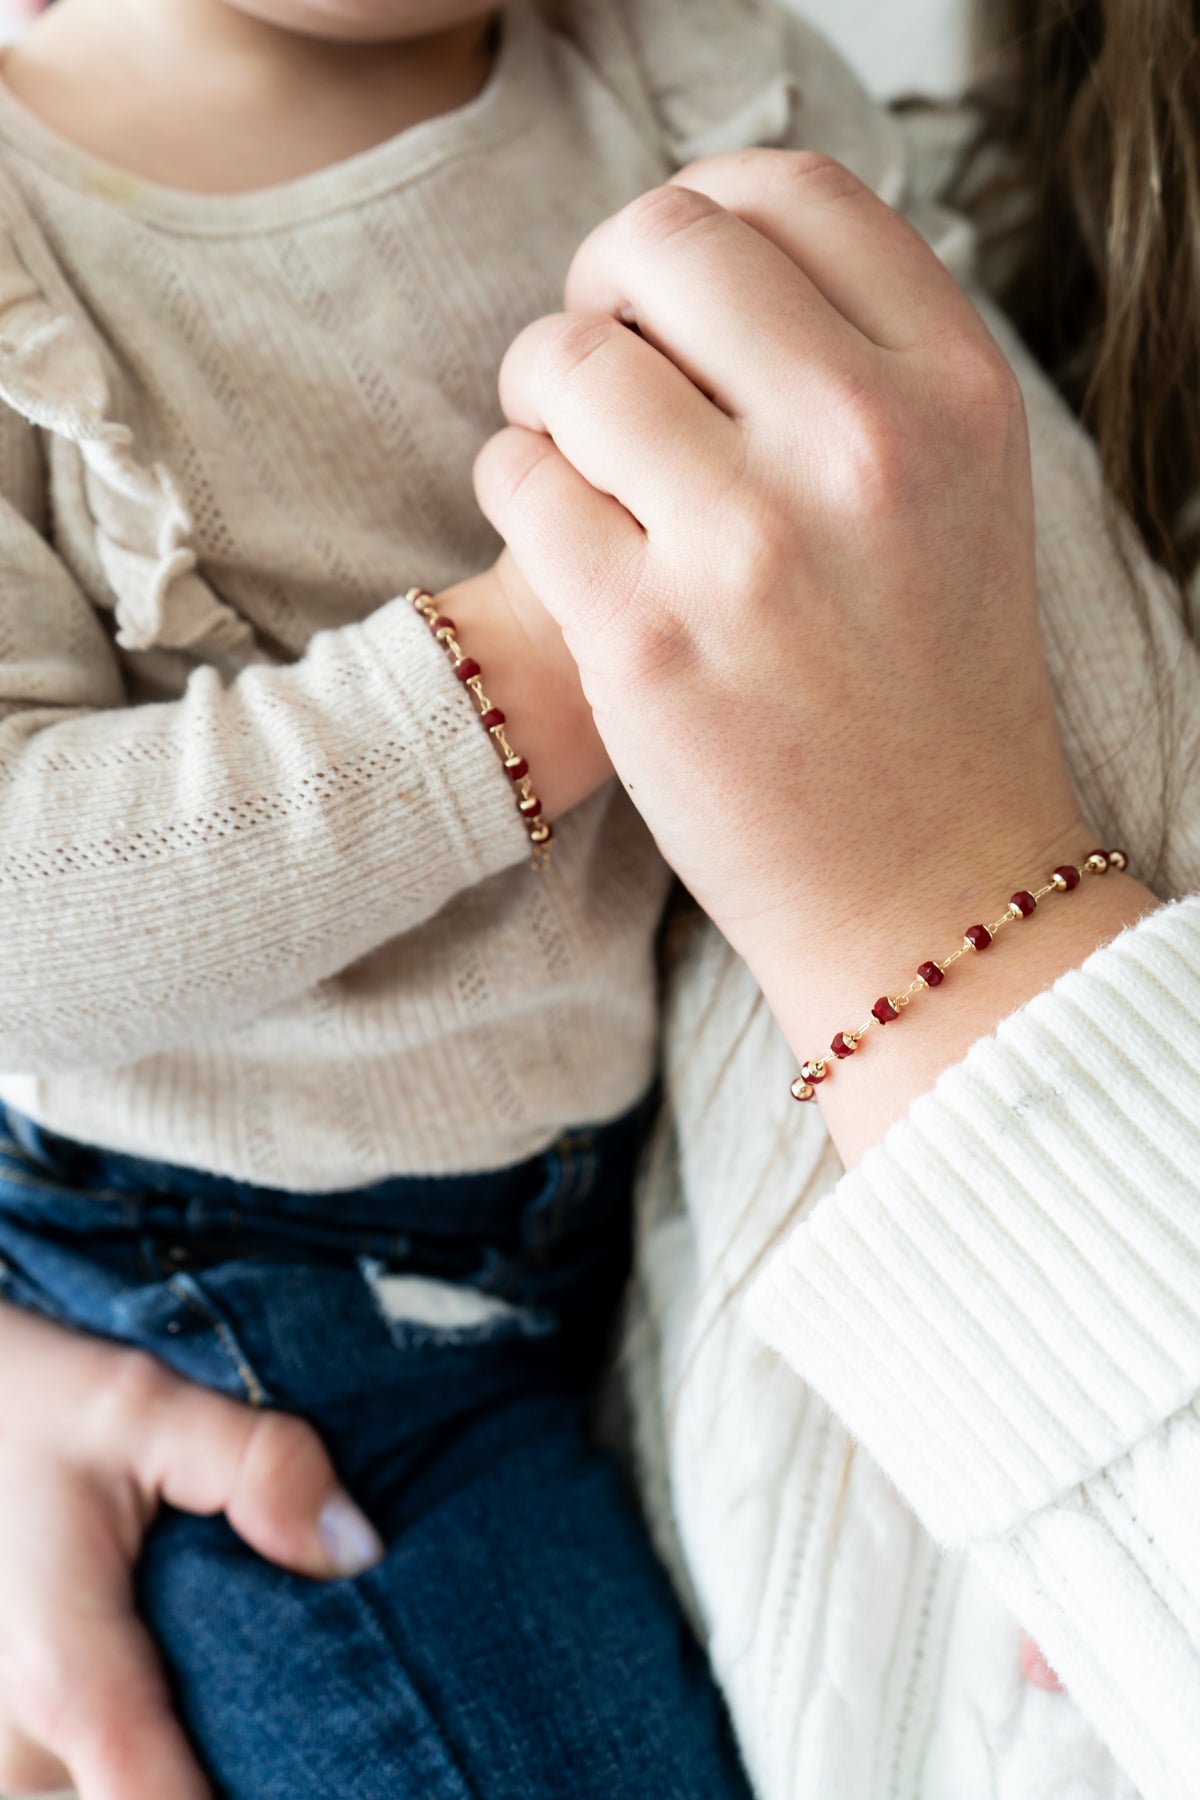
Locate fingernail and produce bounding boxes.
[318,1493,385,1576]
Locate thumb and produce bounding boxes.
[117,1359,384,1579]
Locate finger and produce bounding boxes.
[497,310,741,536]
[665,149,987,353]
[1018,1631,1063,1692]
[474,426,645,640]
[55,1623,211,1800]
[562,181,864,419]
[0,1719,75,1794]
[105,1357,383,1579]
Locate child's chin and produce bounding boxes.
[239,0,493,43]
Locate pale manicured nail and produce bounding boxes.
[318,1493,385,1575]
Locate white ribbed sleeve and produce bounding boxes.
[746,896,1200,1800]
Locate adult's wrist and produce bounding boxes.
[739,813,1158,1165]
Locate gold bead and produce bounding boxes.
[1085,852,1109,874]
[800,1058,828,1084]
[790,1078,816,1103]
[1108,848,1128,871]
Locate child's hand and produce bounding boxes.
[436,550,612,818]
[0,1303,382,1800]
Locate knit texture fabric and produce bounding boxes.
[0,0,902,1190]
[627,94,1200,1800]
[0,0,746,1185]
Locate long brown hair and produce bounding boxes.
[967,0,1200,619]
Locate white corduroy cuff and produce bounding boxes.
[745,897,1200,1546]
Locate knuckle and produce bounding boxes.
[722,486,790,572]
[535,311,622,382]
[828,384,915,507]
[617,181,717,253]
[617,597,694,686]
[478,431,551,515]
[243,1409,325,1493]
[86,1347,174,1446]
[772,150,865,207]
[953,336,1024,419]
[579,563,693,686]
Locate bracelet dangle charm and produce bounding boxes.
[789,848,1129,1102]
[408,587,554,872]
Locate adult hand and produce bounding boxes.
[476,151,1151,1153]
[0,1303,382,1799]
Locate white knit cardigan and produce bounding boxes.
[627,73,1200,1800]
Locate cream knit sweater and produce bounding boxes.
[627,62,1200,1800]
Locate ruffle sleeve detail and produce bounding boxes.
[570,0,905,200]
[0,177,255,659]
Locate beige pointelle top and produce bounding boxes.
[0,0,730,1185]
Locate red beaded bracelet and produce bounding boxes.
[407,587,554,871]
[789,847,1129,1102]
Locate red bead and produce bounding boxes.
[1010,890,1037,918]
[518,794,542,817]
[917,961,944,988]
[831,1032,857,1059]
[872,996,898,1025]
[965,924,992,951]
[431,616,457,635]
[505,757,529,782]
[480,708,506,731]
[1053,864,1080,891]
[455,658,481,683]
[800,1059,828,1084]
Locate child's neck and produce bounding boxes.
[3,0,497,194]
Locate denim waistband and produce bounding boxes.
[0,1103,647,1260]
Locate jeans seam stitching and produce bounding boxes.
[347,1578,487,1800]
[166,1275,268,1408]
[0,1163,128,1203]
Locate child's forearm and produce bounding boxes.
[0,577,534,1075]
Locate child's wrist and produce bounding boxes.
[436,561,611,820]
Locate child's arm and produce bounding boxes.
[0,402,608,1076]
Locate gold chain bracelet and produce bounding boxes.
[790,846,1129,1101]
[407,588,553,872]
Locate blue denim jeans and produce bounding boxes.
[0,1106,750,1800]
